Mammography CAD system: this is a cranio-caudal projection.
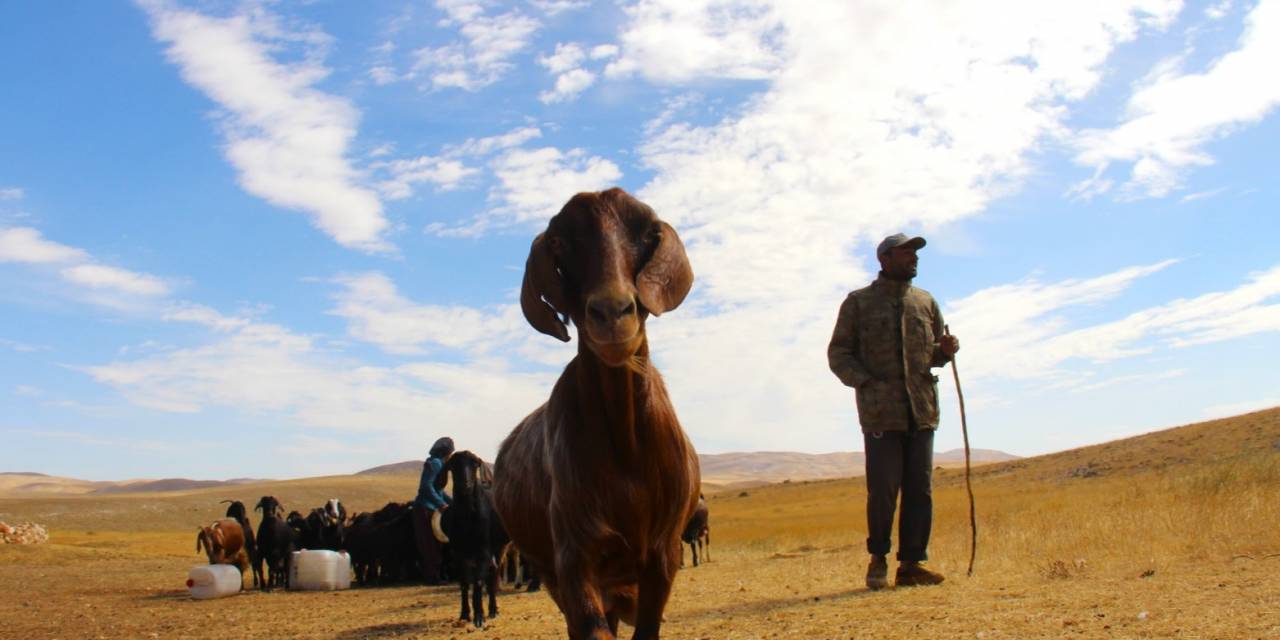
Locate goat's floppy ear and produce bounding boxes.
[637,221,693,316]
[520,232,570,341]
[196,528,208,554]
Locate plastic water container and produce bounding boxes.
[187,564,242,599]
[289,550,352,590]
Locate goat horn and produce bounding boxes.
[431,510,450,544]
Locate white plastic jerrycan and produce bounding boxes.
[289,549,352,591]
[187,564,242,599]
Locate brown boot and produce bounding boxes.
[895,562,945,587]
[865,555,888,590]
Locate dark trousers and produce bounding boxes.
[412,505,444,584]
[864,426,934,562]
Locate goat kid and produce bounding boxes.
[196,518,250,590]
[494,188,700,640]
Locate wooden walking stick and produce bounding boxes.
[945,324,977,577]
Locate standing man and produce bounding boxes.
[827,233,960,590]
[413,436,454,585]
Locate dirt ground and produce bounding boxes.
[2,536,1278,639]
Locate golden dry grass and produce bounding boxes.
[2,408,1278,639]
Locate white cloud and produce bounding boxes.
[0,187,23,200]
[329,272,525,355]
[1201,397,1280,419]
[1179,187,1228,203]
[483,146,622,228]
[60,264,172,297]
[436,0,486,24]
[139,1,389,251]
[374,156,479,199]
[369,65,400,85]
[1071,0,1280,198]
[539,68,596,103]
[1206,0,1233,20]
[530,0,591,16]
[589,44,619,60]
[414,9,540,91]
[447,126,543,156]
[1,226,173,301]
[0,227,88,264]
[162,303,251,332]
[538,42,585,74]
[604,0,786,83]
[80,311,559,459]
[945,261,1280,387]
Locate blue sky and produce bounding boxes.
[2,0,1277,480]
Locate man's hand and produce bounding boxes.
[939,334,960,357]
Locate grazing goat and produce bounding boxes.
[680,496,710,567]
[493,188,700,640]
[254,496,295,591]
[221,500,261,587]
[441,451,501,627]
[196,518,250,589]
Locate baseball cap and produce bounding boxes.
[876,233,926,257]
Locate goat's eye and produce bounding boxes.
[549,236,564,255]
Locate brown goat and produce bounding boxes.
[195,518,250,589]
[493,188,700,640]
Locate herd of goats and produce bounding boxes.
[195,483,710,626]
[196,189,714,638]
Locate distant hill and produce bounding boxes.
[352,448,1020,489]
[355,460,423,476]
[89,478,264,495]
[696,448,1019,488]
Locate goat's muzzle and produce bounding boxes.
[583,292,642,365]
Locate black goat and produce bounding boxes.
[254,496,294,591]
[221,499,261,588]
[440,451,500,627]
[681,495,711,567]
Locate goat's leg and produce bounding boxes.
[487,562,499,619]
[692,541,699,567]
[631,548,678,640]
[460,581,471,621]
[555,557,614,639]
[472,576,486,628]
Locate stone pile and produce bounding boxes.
[0,521,49,544]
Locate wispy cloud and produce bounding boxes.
[413,4,540,91]
[1,226,173,300]
[60,264,171,297]
[947,261,1280,385]
[0,227,89,264]
[328,272,525,355]
[79,311,559,457]
[0,187,23,200]
[1071,0,1280,198]
[138,0,389,251]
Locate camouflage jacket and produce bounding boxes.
[827,275,951,432]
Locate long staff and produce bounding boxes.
[945,324,977,577]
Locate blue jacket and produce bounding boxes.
[415,457,451,510]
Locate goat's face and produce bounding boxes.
[255,495,282,519]
[444,450,483,495]
[520,188,693,367]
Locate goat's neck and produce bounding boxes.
[573,336,654,466]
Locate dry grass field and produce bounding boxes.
[2,407,1278,639]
